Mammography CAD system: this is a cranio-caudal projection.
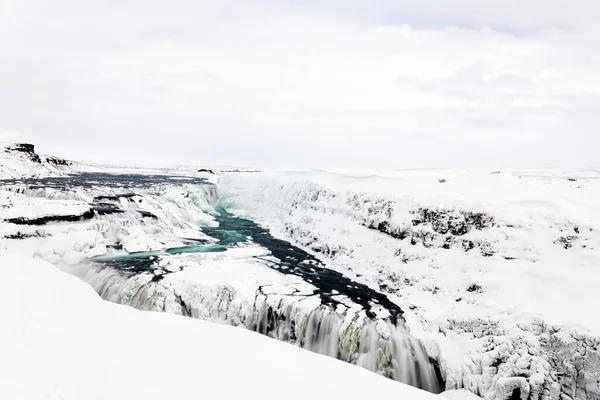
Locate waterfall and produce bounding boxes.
[5,172,443,393]
[64,261,443,393]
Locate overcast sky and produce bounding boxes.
[1,1,599,168]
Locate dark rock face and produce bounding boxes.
[508,387,521,400]
[411,208,494,235]
[4,143,71,167]
[197,168,214,174]
[555,235,577,249]
[467,284,483,293]
[6,143,41,163]
[93,193,139,202]
[8,143,35,153]
[367,206,495,255]
[44,156,72,166]
[4,209,95,225]
[3,231,47,239]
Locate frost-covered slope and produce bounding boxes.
[0,143,74,178]
[0,252,440,400]
[218,169,600,400]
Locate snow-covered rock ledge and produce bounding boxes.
[0,252,442,400]
[0,142,74,178]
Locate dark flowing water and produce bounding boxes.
[0,172,209,189]
[204,210,404,321]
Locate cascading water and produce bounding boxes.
[66,260,442,392]
[2,172,444,393]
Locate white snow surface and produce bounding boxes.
[443,389,485,400]
[0,252,439,400]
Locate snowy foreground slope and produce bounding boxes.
[1,144,598,400]
[0,253,440,400]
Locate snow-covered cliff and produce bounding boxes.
[217,169,600,400]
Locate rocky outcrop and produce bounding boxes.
[4,208,94,225]
[6,143,41,163]
[366,207,495,255]
[44,156,72,166]
[1,142,74,179]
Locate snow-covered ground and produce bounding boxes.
[1,144,598,400]
[0,252,441,400]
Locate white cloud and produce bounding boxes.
[0,0,598,167]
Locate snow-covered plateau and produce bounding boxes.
[1,143,598,400]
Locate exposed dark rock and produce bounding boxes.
[411,208,493,236]
[464,211,494,230]
[3,230,46,239]
[107,243,124,250]
[467,284,483,293]
[93,193,138,202]
[44,156,72,166]
[442,236,454,249]
[8,143,36,153]
[369,207,494,254]
[6,143,41,163]
[91,203,124,215]
[138,210,157,219]
[480,241,495,257]
[368,220,410,240]
[4,209,94,225]
[508,388,521,400]
[173,293,192,316]
[462,240,475,252]
[90,202,155,219]
[555,236,577,249]
[467,283,483,293]
[197,168,214,174]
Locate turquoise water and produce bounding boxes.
[90,243,227,264]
